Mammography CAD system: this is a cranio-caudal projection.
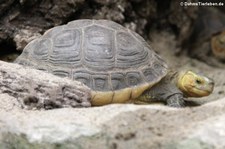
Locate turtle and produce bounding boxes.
[14,19,214,107]
[189,7,225,67]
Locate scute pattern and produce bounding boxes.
[93,74,109,91]
[50,29,81,66]
[52,69,70,78]
[67,19,93,29]
[84,25,115,70]
[73,70,92,87]
[53,30,75,47]
[116,31,148,68]
[31,39,50,61]
[15,19,168,92]
[142,67,158,82]
[152,54,168,76]
[111,73,126,90]
[126,72,143,86]
[42,26,65,39]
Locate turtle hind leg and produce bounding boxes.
[166,93,186,107]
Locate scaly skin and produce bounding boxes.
[136,70,214,107]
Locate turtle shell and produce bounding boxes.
[15,19,168,106]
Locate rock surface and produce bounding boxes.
[0,61,91,109]
[0,95,225,149]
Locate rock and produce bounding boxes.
[13,29,41,51]
[0,61,91,109]
[0,0,85,46]
[0,85,225,149]
[168,0,198,47]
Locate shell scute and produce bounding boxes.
[15,19,168,94]
[83,25,115,71]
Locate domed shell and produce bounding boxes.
[15,19,168,105]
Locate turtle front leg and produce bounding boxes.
[136,77,187,107]
[166,93,186,107]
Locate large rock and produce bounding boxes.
[0,87,225,148]
[0,61,91,109]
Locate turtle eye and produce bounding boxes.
[196,79,202,84]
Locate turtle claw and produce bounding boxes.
[167,102,185,108]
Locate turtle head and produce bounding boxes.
[177,71,214,97]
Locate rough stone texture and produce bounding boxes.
[0,0,85,50]
[13,29,41,51]
[0,61,91,109]
[0,96,225,149]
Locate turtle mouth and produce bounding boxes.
[191,86,214,97]
[183,82,214,97]
[199,89,212,96]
